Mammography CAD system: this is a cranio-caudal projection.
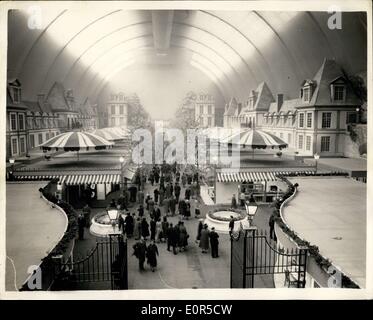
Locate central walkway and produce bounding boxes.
[73,168,274,290]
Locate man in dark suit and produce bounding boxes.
[209,227,220,258]
[228,216,235,237]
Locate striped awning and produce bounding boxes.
[64,174,120,186]
[13,174,66,182]
[217,170,315,182]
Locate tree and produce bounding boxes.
[127,93,152,131]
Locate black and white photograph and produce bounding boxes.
[0,0,371,299]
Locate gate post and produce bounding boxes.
[245,226,257,288]
[297,247,308,288]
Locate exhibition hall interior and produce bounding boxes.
[4,4,368,292]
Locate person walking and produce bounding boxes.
[170,224,179,255]
[118,213,125,234]
[150,217,156,241]
[159,187,165,206]
[124,212,134,238]
[163,197,170,215]
[161,216,168,242]
[133,238,147,271]
[229,215,235,237]
[196,219,204,243]
[240,191,246,207]
[166,222,174,253]
[154,206,161,222]
[181,173,187,187]
[231,194,237,209]
[185,187,191,200]
[185,200,191,220]
[209,227,220,258]
[174,182,181,203]
[269,214,276,240]
[82,204,91,227]
[134,217,141,240]
[199,224,209,253]
[169,195,176,216]
[146,240,159,272]
[138,189,144,206]
[78,213,85,240]
[154,188,160,204]
[178,221,189,252]
[148,197,155,214]
[141,217,150,240]
[138,204,144,218]
[178,198,186,219]
[155,219,162,243]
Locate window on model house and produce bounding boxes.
[18,114,25,130]
[200,105,204,114]
[10,113,17,131]
[288,133,292,144]
[298,135,304,149]
[208,105,212,114]
[111,105,116,115]
[119,105,124,114]
[30,135,35,148]
[11,137,18,155]
[208,117,212,126]
[38,133,43,145]
[306,113,312,128]
[306,136,312,151]
[321,136,331,152]
[19,136,26,154]
[333,85,345,101]
[322,112,332,128]
[299,113,304,128]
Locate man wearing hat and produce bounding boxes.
[209,227,220,258]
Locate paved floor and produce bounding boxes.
[72,177,275,290]
[6,182,67,291]
[284,177,366,288]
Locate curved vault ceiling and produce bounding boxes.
[7,6,367,107]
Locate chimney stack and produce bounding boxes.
[277,94,284,112]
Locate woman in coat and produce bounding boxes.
[178,221,188,251]
[199,224,210,253]
[155,219,162,243]
[133,217,141,240]
[196,219,204,242]
[141,217,150,240]
[146,240,159,272]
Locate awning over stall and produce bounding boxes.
[216,170,315,182]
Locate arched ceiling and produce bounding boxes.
[7,6,367,106]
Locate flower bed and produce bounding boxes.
[273,175,359,288]
[207,208,246,222]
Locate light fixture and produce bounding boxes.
[245,196,258,225]
[314,153,320,160]
[119,156,125,163]
[9,158,15,164]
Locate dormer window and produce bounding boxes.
[333,85,345,101]
[330,77,346,102]
[300,80,314,102]
[13,87,21,103]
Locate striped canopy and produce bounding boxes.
[92,128,123,141]
[40,131,113,151]
[108,127,131,137]
[221,129,288,149]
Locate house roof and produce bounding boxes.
[303,58,361,107]
[224,97,239,116]
[239,82,275,115]
[46,82,71,112]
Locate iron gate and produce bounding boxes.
[231,227,307,288]
[54,234,128,290]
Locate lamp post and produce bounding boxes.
[107,208,119,233]
[211,155,218,204]
[245,194,258,226]
[8,158,15,180]
[314,153,320,173]
[356,107,360,124]
[119,156,125,191]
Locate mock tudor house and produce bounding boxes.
[223,58,361,156]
